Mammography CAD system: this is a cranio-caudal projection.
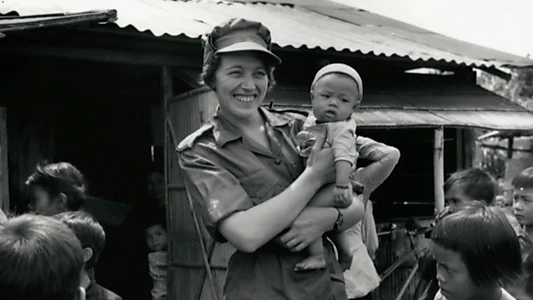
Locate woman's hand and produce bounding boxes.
[305,134,336,186]
[277,206,336,252]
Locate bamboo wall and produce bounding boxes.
[166,88,227,300]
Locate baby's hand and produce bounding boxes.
[333,183,353,208]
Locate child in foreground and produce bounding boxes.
[55,211,122,300]
[432,203,521,300]
[0,213,86,300]
[295,63,364,271]
[507,166,533,299]
[417,168,498,300]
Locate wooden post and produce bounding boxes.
[0,107,9,212]
[161,66,173,299]
[456,129,464,170]
[434,127,445,213]
[507,137,514,159]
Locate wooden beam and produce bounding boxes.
[0,107,9,212]
[161,66,173,299]
[0,41,200,67]
[0,10,117,34]
[456,129,464,170]
[476,66,513,81]
[434,127,445,213]
[228,0,349,8]
[508,137,515,159]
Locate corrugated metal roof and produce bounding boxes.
[0,10,116,35]
[1,0,532,69]
[266,78,533,130]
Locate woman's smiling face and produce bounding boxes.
[213,52,269,120]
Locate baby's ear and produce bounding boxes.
[310,90,315,101]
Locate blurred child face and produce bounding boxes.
[433,243,477,300]
[445,184,477,213]
[513,187,533,226]
[311,73,359,122]
[146,224,168,252]
[146,172,166,205]
[29,186,64,216]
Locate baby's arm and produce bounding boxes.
[331,120,358,206]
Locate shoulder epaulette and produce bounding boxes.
[176,122,214,152]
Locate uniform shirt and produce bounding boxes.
[178,107,396,300]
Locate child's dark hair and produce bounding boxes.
[443,168,497,204]
[0,214,84,300]
[431,202,521,288]
[512,166,533,190]
[25,162,87,211]
[54,211,105,270]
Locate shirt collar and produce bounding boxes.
[212,107,291,147]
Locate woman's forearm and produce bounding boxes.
[306,184,365,232]
[219,168,323,253]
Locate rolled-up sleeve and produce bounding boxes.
[178,149,254,242]
[354,136,401,197]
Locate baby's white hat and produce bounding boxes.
[311,63,363,104]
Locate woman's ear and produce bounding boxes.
[82,247,93,264]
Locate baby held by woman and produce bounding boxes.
[295,63,365,271]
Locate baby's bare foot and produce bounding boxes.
[294,255,327,272]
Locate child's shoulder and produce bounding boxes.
[433,290,447,300]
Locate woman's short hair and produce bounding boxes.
[431,202,521,287]
[25,162,87,211]
[512,166,533,190]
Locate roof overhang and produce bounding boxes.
[0,10,117,37]
[2,0,532,69]
[266,76,533,130]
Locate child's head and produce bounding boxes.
[431,203,521,300]
[144,211,168,252]
[146,169,165,206]
[54,211,105,270]
[26,162,87,216]
[0,214,85,300]
[443,168,497,213]
[512,166,533,226]
[310,63,363,122]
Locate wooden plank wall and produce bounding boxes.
[166,88,229,300]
